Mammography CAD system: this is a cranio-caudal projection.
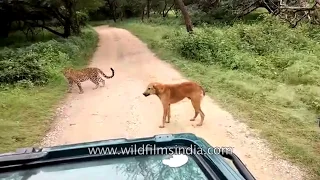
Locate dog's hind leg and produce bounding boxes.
[190,100,200,122]
[190,111,199,122]
[198,108,205,126]
[166,104,171,123]
[190,98,205,126]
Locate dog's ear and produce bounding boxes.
[153,83,164,94]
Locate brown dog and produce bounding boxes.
[142,81,205,128]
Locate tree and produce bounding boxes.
[0,0,104,39]
[186,0,320,27]
[174,0,193,32]
[147,0,151,18]
[106,0,118,22]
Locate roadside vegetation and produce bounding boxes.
[115,12,320,179]
[1,0,320,179]
[0,0,101,152]
[89,0,320,179]
[112,14,320,179]
[0,28,98,152]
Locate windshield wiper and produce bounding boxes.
[0,148,47,167]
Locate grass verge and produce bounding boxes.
[93,16,320,179]
[0,26,98,153]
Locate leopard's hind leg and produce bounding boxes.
[99,77,105,87]
[90,76,100,90]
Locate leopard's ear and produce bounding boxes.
[62,67,71,73]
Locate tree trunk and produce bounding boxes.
[62,0,80,36]
[141,4,146,22]
[120,7,124,21]
[174,0,193,32]
[112,8,117,22]
[0,21,10,38]
[63,21,71,37]
[147,0,150,18]
[162,0,168,17]
[107,0,117,22]
[163,4,174,17]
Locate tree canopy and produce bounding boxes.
[1,0,319,38]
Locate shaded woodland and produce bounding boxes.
[1,1,320,179]
[1,0,320,40]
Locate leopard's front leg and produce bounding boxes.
[73,80,84,94]
[67,79,73,93]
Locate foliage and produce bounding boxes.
[0,27,98,153]
[113,16,320,179]
[170,15,320,112]
[0,0,104,38]
[76,0,105,13]
[0,0,312,38]
[0,27,97,85]
[77,11,90,26]
[90,0,177,21]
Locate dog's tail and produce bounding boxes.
[98,68,114,79]
[200,85,205,96]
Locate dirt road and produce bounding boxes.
[42,26,305,180]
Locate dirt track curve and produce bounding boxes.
[42,26,305,180]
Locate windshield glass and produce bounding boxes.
[0,154,209,180]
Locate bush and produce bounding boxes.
[0,26,98,154]
[119,16,320,179]
[0,27,98,85]
[169,15,320,85]
[77,11,90,26]
[167,15,320,113]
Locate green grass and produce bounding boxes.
[92,15,320,179]
[0,82,66,151]
[0,27,98,153]
[89,20,113,27]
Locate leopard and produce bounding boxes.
[62,67,115,94]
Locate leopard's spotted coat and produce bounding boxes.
[62,67,114,94]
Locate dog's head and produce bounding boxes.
[143,82,164,97]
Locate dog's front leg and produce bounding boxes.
[160,103,169,128]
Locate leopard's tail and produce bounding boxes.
[98,68,114,79]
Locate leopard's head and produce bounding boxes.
[62,67,73,75]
